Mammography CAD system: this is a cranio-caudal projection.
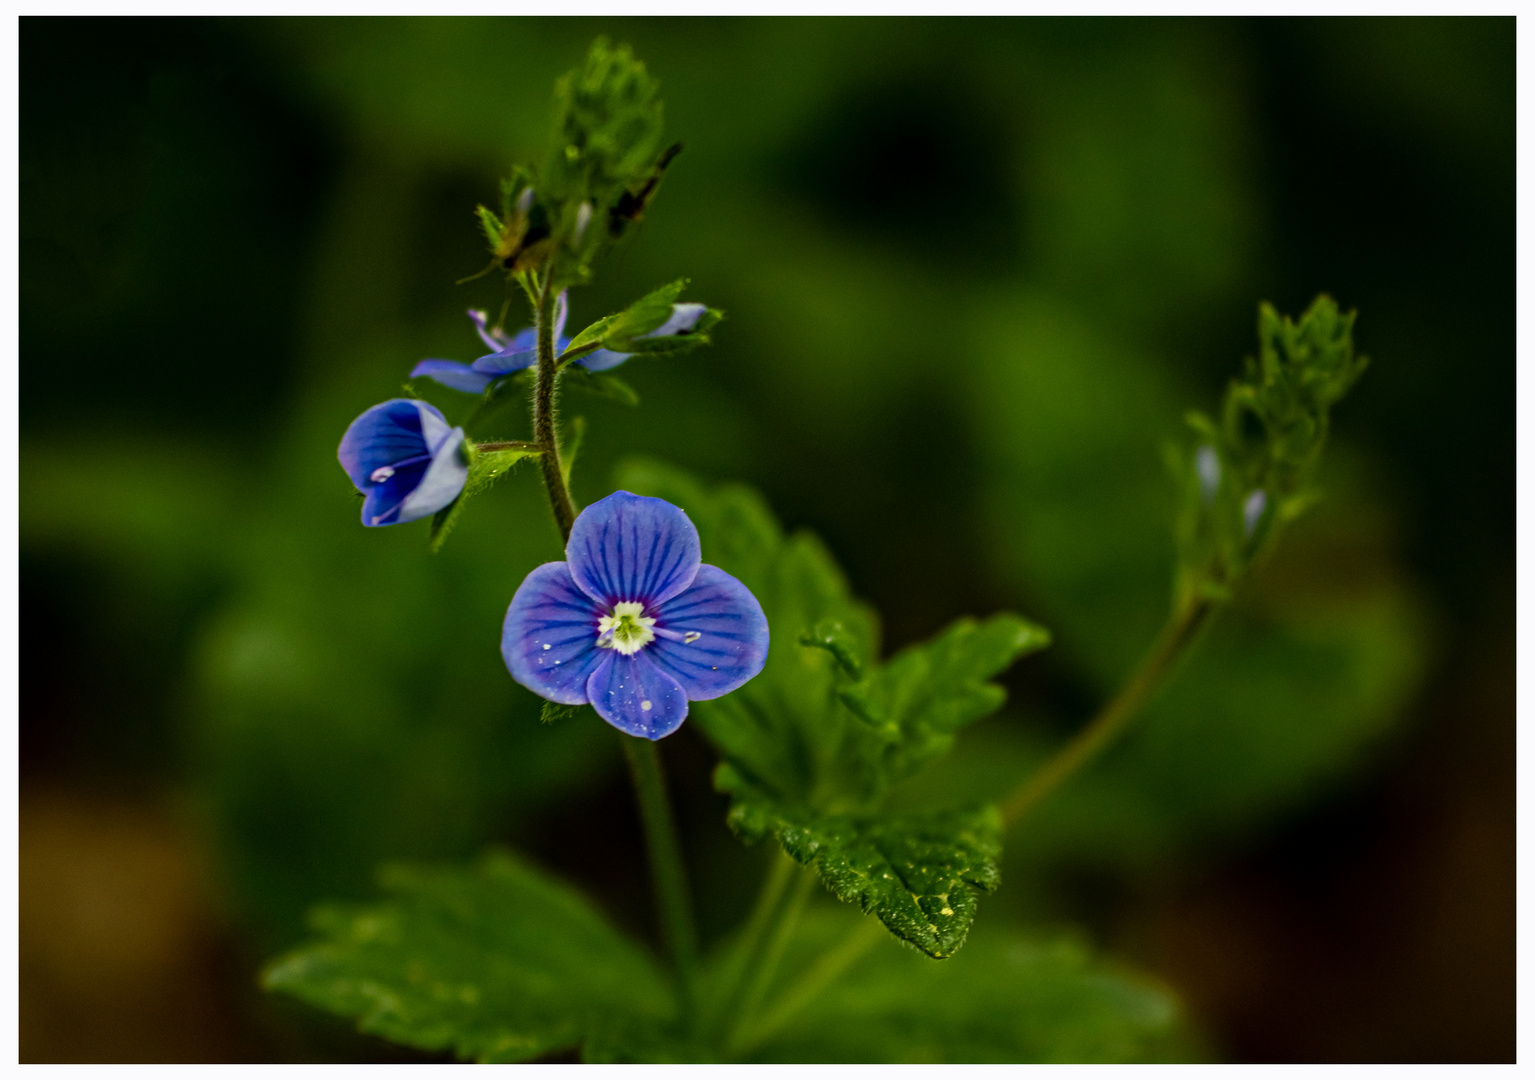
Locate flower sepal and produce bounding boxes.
[426,439,542,552]
[558,279,722,370]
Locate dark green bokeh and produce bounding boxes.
[21,17,1511,1062]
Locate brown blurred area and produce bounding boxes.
[1124,585,1514,1061]
[18,782,453,1063]
[20,784,260,1062]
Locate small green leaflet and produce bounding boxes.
[262,851,681,1063]
[561,279,723,364]
[616,460,1050,958]
[745,907,1182,1062]
[727,802,1002,959]
[429,444,539,552]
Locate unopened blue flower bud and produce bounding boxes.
[1243,489,1267,538]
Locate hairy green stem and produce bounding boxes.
[726,862,815,1056]
[531,273,577,541]
[1000,594,1216,829]
[733,916,885,1056]
[621,735,701,1031]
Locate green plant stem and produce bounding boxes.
[531,272,577,541]
[703,849,797,1037]
[732,916,885,1057]
[471,440,540,453]
[726,861,815,1056]
[999,593,1217,830]
[621,735,701,1032]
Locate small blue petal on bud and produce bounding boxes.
[1243,489,1267,538]
[1195,445,1221,504]
[338,399,467,527]
[637,302,708,340]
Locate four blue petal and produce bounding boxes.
[502,491,770,739]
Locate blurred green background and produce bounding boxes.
[20,16,1512,1062]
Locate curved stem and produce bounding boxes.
[1000,594,1216,830]
[726,862,815,1056]
[703,849,797,1038]
[621,735,701,1032]
[733,916,884,1057]
[531,273,577,541]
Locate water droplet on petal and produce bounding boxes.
[641,700,652,711]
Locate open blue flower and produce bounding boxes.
[409,293,711,393]
[338,399,468,527]
[502,491,769,740]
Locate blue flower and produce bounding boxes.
[501,491,769,740]
[410,292,711,393]
[338,399,468,527]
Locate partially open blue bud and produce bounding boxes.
[338,399,467,527]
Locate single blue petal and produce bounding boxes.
[585,650,689,740]
[471,346,538,375]
[410,359,496,395]
[471,332,572,375]
[577,347,634,372]
[468,308,509,352]
[502,562,608,704]
[395,422,467,524]
[566,491,702,608]
[636,302,708,340]
[361,459,430,525]
[552,290,569,341]
[646,564,769,700]
[338,398,429,491]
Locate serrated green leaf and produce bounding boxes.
[842,614,1052,785]
[474,205,503,250]
[745,907,1182,1063]
[800,618,865,680]
[263,850,682,1062]
[429,445,539,553]
[727,802,1001,959]
[616,460,1048,956]
[562,312,625,357]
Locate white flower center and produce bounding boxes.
[597,601,656,655]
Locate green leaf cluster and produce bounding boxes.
[748,908,1183,1063]
[428,443,540,552]
[617,460,1049,958]
[546,38,666,221]
[264,851,682,1062]
[465,39,678,286]
[264,852,1183,1063]
[561,279,723,366]
[1175,295,1369,599]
